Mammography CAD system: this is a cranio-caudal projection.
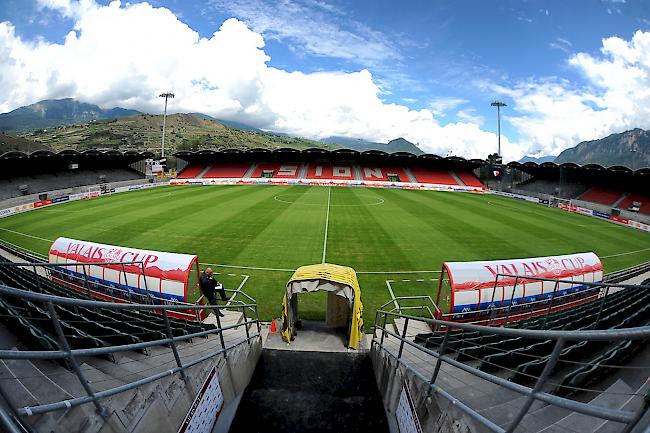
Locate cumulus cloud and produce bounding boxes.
[486,30,650,158]
[0,0,506,159]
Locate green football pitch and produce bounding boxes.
[1,184,649,325]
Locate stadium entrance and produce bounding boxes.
[280,263,365,350]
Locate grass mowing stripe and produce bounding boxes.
[322,186,331,263]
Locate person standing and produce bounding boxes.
[199,267,228,317]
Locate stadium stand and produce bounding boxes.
[413,279,650,395]
[306,163,355,180]
[410,167,459,185]
[251,162,301,178]
[456,170,484,188]
[176,163,204,179]
[0,150,150,202]
[203,163,252,178]
[0,264,207,352]
[360,166,409,182]
[617,193,650,214]
[0,169,142,201]
[578,187,626,206]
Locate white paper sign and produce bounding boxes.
[396,384,422,433]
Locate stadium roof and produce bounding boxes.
[173,148,487,169]
[506,160,650,177]
[0,149,154,161]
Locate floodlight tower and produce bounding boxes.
[159,92,175,159]
[491,101,507,156]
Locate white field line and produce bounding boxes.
[0,228,53,243]
[322,186,331,264]
[225,274,250,307]
[601,247,650,259]
[385,280,400,311]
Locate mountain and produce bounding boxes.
[189,113,263,132]
[19,113,335,153]
[0,98,141,133]
[554,128,650,169]
[320,136,424,154]
[518,155,556,164]
[0,133,50,153]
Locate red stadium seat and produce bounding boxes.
[455,171,484,188]
[305,164,355,180]
[617,193,650,214]
[411,167,459,185]
[360,166,409,182]
[177,164,205,179]
[578,188,624,206]
[203,163,251,178]
[252,163,301,178]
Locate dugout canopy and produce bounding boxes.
[281,263,364,349]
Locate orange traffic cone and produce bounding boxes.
[270,319,277,334]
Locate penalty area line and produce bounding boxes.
[385,280,399,311]
[225,274,250,307]
[0,228,53,243]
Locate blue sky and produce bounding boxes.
[1,0,649,160]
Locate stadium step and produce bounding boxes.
[393,317,432,338]
[229,349,389,433]
[243,163,258,178]
[450,170,465,186]
[539,379,634,433]
[196,164,212,179]
[403,166,418,183]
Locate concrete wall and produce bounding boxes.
[52,340,262,433]
[370,348,482,433]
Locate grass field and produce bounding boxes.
[1,184,649,325]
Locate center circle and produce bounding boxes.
[273,193,385,207]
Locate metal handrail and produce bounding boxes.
[0,281,260,429]
[372,298,650,433]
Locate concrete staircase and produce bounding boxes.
[229,349,389,433]
[0,320,255,433]
[378,323,650,433]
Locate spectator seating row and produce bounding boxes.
[0,265,206,355]
[0,168,144,201]
[577,187,625,206]
[177,162,484,188]
[414,280,650,396]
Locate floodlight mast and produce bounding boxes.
[491,101,507,156]
[159,92,175,159]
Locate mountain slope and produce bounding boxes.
[0,98,141,133]
[0,133,50,153]
[20,113,335,153]
[555,128,650,169]
[519,155,556,164]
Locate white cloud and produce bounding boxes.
[0,0,504,159]
[208,0,399,66]
[487,30,650,159]
[549,37,572,53]
[428,97,468,117]
[456,108,484,126]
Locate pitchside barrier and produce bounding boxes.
[169,177,486,192]
[0,181,167,219]
[48,237,209,320]
[434,252,604,324]
[491,190,650,233]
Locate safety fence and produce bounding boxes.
[0,280,260,433]
[372,277,650,433]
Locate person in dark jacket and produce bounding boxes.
[199,267,228,317]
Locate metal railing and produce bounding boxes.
[0,280,260,433]
[372,280,650,433]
